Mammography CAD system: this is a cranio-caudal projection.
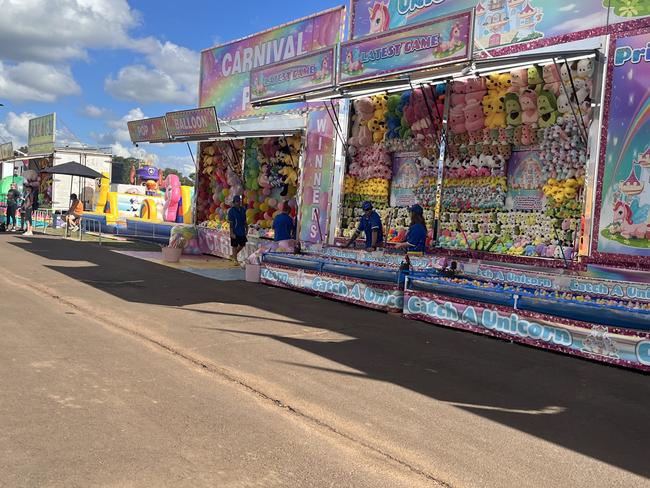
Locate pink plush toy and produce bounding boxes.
[465,77,487,104]
[464,100,485,132]
[519,89,538,125]
[509,68,528,94]
[451,81,468,106]
[543,64,561,96]
[449,105,467,134]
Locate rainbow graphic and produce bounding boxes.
[199,7,344,121]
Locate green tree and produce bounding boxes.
[162,167,194,186]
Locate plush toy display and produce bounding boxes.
[439,58,596,259]
[196,136,301,232]
[340,84,446,238]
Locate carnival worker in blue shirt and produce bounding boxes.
[273,202,295,242]
[345,201,384,251]
[227,195,248,262]
[395,204,427,254]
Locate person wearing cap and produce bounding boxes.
[345,201,384,251]
[395,204,427,253]
[227,195,247,262]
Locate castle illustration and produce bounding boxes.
[475,0,544,48]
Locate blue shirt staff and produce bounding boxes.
[273,203,296,241]
[395,204,427,254]
[345,201,384,251]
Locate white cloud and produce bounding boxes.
[0,61,80,102]
[159,155,196,175]
[111,141,159,164]
[0,0,140,63]
[0,111,37,147]
[82,105,109,118]
[553,12,605,34]
[0,0,198,105]
[558,4,576,12]
[105,41,199,105]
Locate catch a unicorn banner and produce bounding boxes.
[596,28,650,257]
[250,47,336,104]
[350,1,649,52]
[199,7,345,121]
[339,9,473,84]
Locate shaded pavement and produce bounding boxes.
[1,234,649,488]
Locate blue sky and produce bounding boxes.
[0,0,342,174]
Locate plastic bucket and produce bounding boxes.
[162,246,183,263]
[245,263,261,283]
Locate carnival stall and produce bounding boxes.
[256,1,650,371]
[124,7,346,258]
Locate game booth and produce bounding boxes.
[123,7,347,258]
[253,1,650,372]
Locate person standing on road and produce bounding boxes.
[5,183,20,231]
[394,204,428,254]
[227,195,247,263]
[21,184,37,236]
[345,201,384,251]
[272,202,295,243]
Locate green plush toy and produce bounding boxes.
[527,65,544,93]
[504,92,523,127]
[537,90,558,128]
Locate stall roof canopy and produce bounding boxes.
[41,161,103,179]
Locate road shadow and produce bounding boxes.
[9,236,650,478]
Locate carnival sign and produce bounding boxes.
[199,7,345,120]
[0,142,13,161]
[596,28,650,258]
[127,117,170,143]
[338,9,473,85]
[198,226,232,259]
[165,107,219,138]
[299,109,336,243]
[261,264,404,312]
[404,290,650,372]
[250,47,336,103]
[28,113,56,155]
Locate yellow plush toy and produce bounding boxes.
[279,165,298,187]
[368,117,387,143]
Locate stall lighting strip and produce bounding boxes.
[472,50,597,75]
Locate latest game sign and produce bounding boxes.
[250,47,336,104]
[338,9,473,85]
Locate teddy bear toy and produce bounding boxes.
[464,100,485,133]
[509,68,528,94]
[543,64,561,96]
[348,97,375,148]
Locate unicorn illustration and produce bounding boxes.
[345,50,363,73]
[611,200,650,239]
[436,22,463,55]
[314,56,331,81]
[368,1,390,34]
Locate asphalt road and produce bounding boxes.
[1,233,649,488]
